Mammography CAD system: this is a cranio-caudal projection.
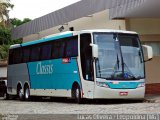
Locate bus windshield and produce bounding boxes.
[94,33,144,80]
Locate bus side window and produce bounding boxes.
[65,36,78,57]
[41,44,52,60]
[52,40,65,59]
[59,41,65,58]
[30,46,41,62]
[23,47,30,63]
[9,49,14,65]
[80,34,94,81]
[14,48,22,64]
[52,41,60,59]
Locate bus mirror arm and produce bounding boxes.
[144,58,153,62]
[90,44,98,58]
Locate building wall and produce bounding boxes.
[0,67,7,78]
[23,13,160,86]
[68,10,126,31]
[127,18,160,84]
[127,18,160,35]
[23,10,126,42]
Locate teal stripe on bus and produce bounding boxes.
[27,58,81,90]
[107,81,141,89]
[21,33,73,47]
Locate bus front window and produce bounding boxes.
[119,34,144,80]
[94,33,120,79]
[94,33,144,80]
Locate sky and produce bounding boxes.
[9,0,81,20]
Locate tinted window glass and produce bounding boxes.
[52,42,60,59]
[59,41,65,58]
[23,47,30,63]
[80,34,94,81]
[52,41,65,59]
[30,46,40,62]
[9,49,14,64]
[41,44,52,60]
[65,37,78,57]
[14,48,22,64]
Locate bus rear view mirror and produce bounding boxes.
[90,44,98,58]
[142,45,153,62]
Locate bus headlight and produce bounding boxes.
[137,82,145,88]
[96,82,109,88]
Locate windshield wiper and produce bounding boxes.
[113,54,120,70]
[123,62,137,80]
[113,55,137,80]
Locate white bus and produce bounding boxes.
[7,29,153,103]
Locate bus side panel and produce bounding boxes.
[7,64,30,95]
[27,58,81,97]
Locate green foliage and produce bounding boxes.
[0,17,31,60]
[0,26,11,45]
[0,0,31,60]
[0,44,10,60]
[11,18,32,27]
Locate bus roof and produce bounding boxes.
[10,44,21,49]
[80,29,137,34]
[21,31,74,47]
[19,29,137,47]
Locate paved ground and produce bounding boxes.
[0,96,160,114]
[0,96,160,119]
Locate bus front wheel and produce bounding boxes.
[72,85,82,104]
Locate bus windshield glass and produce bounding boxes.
[94,33,144,80]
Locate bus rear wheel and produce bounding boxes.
[3,92,9,100]
[18,87,24,101]
[24,86,30,101]
[72,85,82,104]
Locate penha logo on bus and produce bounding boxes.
[36,62,53,75]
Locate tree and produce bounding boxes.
[0,0,14,27]
[0,2,32,60]
[11,18,31,27]
[0,26,11,45]
[0,17,32,60]
[0,44,9,60]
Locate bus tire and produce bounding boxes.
[18,86,24,101]
[3,92,9,100]
[3,87,9,100]
[24,85,30,101]
[72,85,82,104]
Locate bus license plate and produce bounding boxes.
[119,92,128,96]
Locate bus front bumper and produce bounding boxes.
[94,86,145,99]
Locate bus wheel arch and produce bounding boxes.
[17,83,24,100]
[71,82,82,104]
[24,83,30,101]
